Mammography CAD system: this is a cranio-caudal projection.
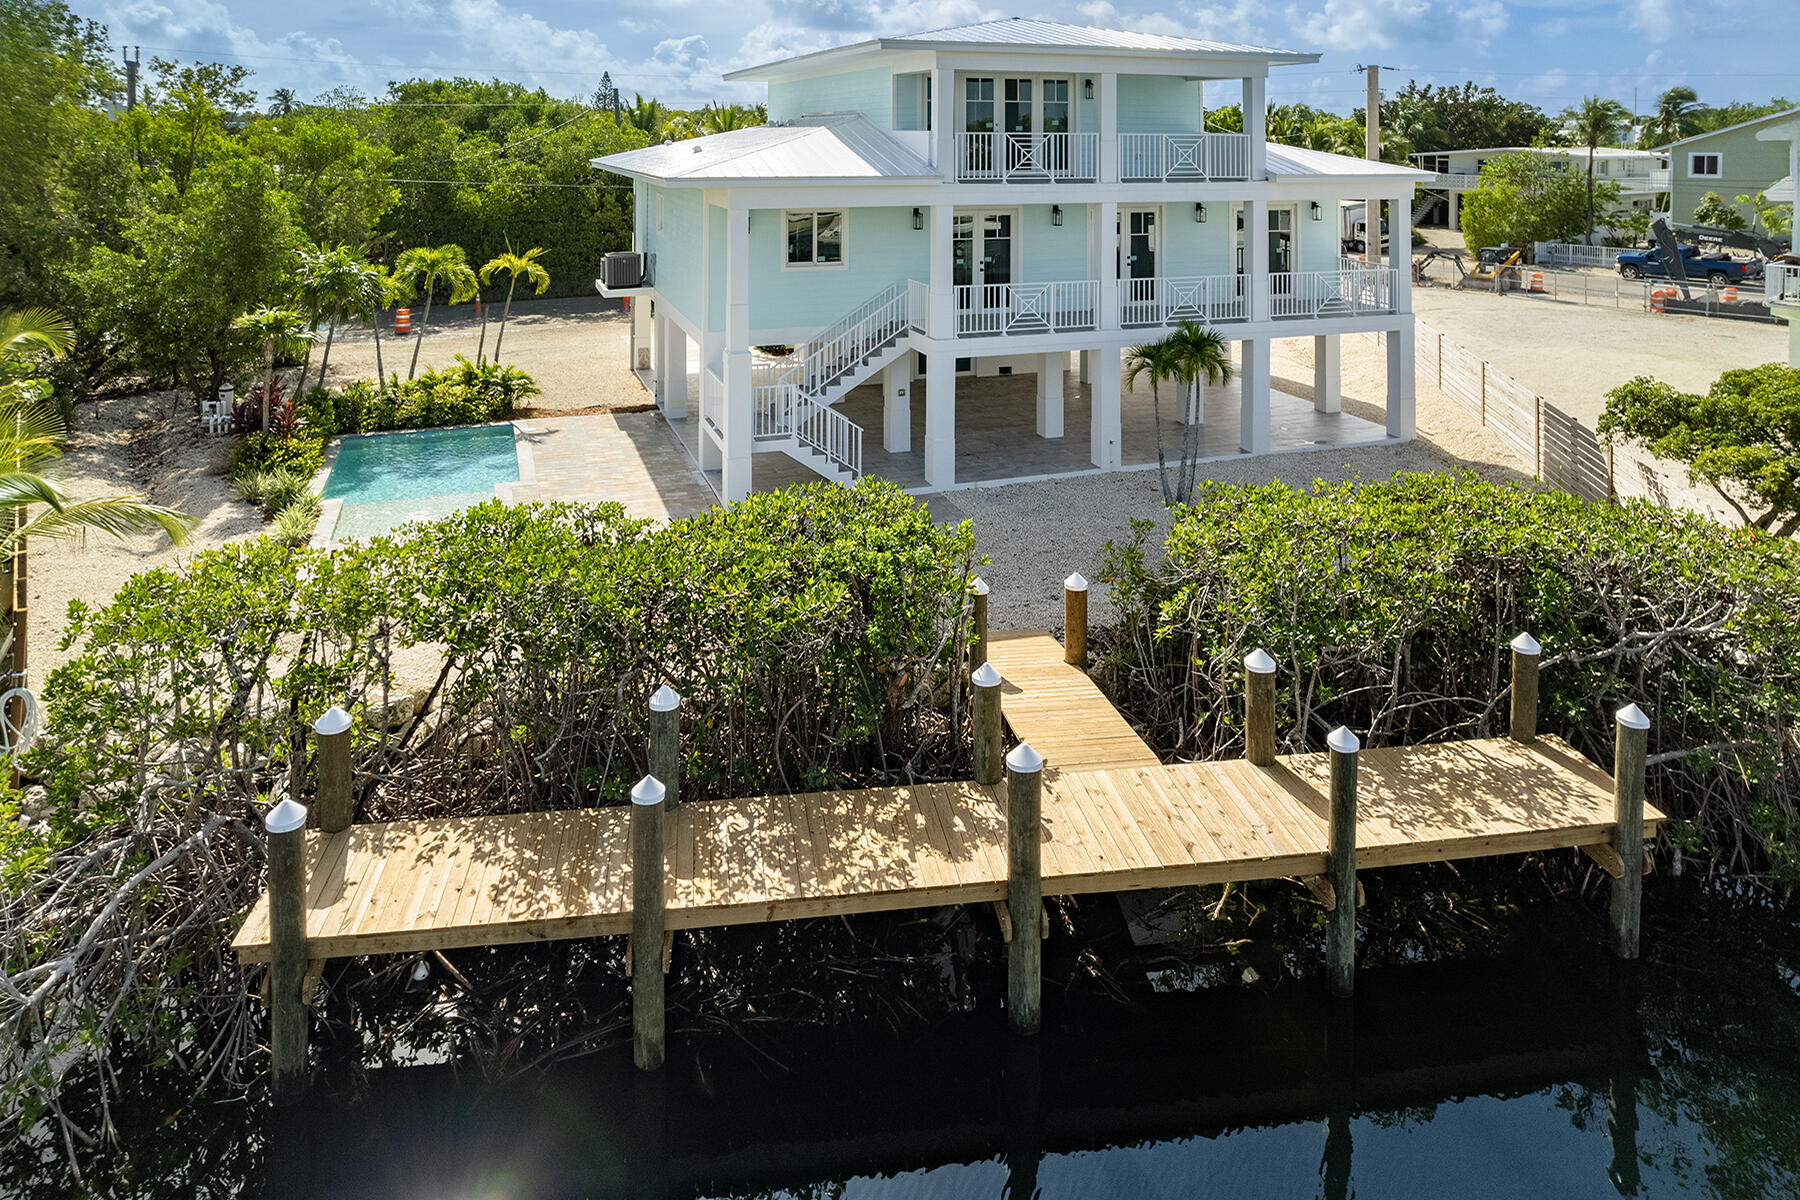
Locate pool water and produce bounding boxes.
[322,425,519,540]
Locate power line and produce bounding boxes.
[381,177,632,189]
[124,42,719,81]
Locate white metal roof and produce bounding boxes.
[1267,144,1431,181]
[727,17,1316,81]
[591,113,936,183]
[1413,145,1665,160]
[1659,106,1800,150]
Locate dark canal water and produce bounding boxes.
[11,885,1799,1199]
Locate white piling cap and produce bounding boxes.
[631,774,667,806]
[313,705,352,736]
[1006,742,1044,774]
[1244,648,1277,675]
[1064,572,1088,593]
[971,577,990,596]
[1615,703,1650,731]
[265,798,308,835]
[971,662,1002,689]
[1327,725,1362,755]
[649,684,681,713]
[1510,631,1542,657]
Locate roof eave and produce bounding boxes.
[727,39,1319,80]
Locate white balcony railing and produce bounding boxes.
[794,392,864,476]
[955,132,1098,182]
[955,281,1099,336]
[1118,132,1250,182]
[1270,268,1400,319]
[1770,262,1800,304]
[1119,274,1248,328]
[907,279,929,333]
[701,367,724,438]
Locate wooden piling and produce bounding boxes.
[1509,632,1540,743]
[971,661,1003,786]
[1609,704,1650,959]
[630,774,667,1069]
[1325,725,1360,999]
[1005,742,1044,1035]
[1245,648,1277,767]
[649,684,681,813]
[313,706,353,834]
[265,797,310,1104]
[1062,573,1087,667]
[970,578,990,668]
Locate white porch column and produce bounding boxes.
[662,317,688,419]
[929,204,955,340]
[721,204,753,502]
[924,348,955,487]
[933,67,953,176]
[1079,350,1093,385]
[1386,324,1416,440]
[1247,198,1271,322]
[1447,190,1460,231]
[1239,337,1271,454]
[1313,334,1341,414]
[1095,199,1119,331]
[882,357,911,453]
[1091,344,1122,468]
[1097,72,1118,183]
[1036,352,1064,439]
[1244,74,1267,180]
[631,296,653,371]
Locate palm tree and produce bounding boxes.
[1124,337,1183,506]
[1564,96,1632,244]
[479,245,551,365]
[1126,323,1234,507]
[700,102,762,134]
[295,246,376,393]
[369,267,410,391]
[1643,86,1698,147]
[625,94,665,138]
[267,88,297,117]
[232,306,314,431]
[392,244,479,381]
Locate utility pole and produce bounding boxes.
[123,46,140,110]
[1358,64,1397,269]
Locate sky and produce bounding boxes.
[83,0,1800,115]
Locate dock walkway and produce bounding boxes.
[234,633,1657,964]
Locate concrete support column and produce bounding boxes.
[1447,190,1460,231]
[662,319,688,419]
[1244,74,1267,180]
[1240,337,1271,454]
[1247,198,1271,323]
[1097,73,1119,183]
[924,346,956,487]
[933,67,953,175]
[1314,334,1341,414]
[882,357,911,453]
[1091,344,1122,468]
[721,205,753,502]
[1036,352,1064,439]
[1386,323,1416,440]
[1096,200,1119,331]
[1079,350,1093,386]
[929,204,955,340]
[632,296,653,371]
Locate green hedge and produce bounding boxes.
[1097,472,1800,884]
[228,431,326,479]
[299,356,539,438]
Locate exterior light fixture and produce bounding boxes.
[912,207,924,230]
[1051,204,1063,226]
[1084,78,1093,98]
[1194,202,1207,222]
[1310,201,1322,220]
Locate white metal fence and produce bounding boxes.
[955,281,1099,336]
[1269,268,1398,319]
[1534,242,1629,269]
[1118,132,1249,182]
[1119,274,1247,327]
[955,132,1098,181]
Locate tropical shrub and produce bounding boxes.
[229,430,325,479]
[271,497,318,545]
[2,481,977,1133]
[300,357,538,437]
[1097,473,1800,883]
[229,378,297,436]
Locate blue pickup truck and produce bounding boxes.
[1616,244,1763,284]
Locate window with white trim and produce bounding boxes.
[784,210,845,267]
[1689,152,1722,178]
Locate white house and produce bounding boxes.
[594,18,1427,500]
[1411,146,1670,230]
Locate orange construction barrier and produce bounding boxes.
[1529,271,1544,293]
[1722,285,1739,303]
[394,307,412,335]
[1650,288,1673,313]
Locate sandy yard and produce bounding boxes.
[1410,281,1786,426]
[30,294,1540,682]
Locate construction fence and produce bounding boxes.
[1372,322,1741,526]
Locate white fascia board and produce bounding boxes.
[732,42,1311,82]
[933,50,1277,77]
[894,41,1313,65]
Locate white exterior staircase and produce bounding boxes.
[751,283,912,482]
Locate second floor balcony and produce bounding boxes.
[952,129,1250,183]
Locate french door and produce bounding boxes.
[1119,208,1162,325]
[953,211,1016,332]
[965,76,1073,176]
[1235,205,1297,290]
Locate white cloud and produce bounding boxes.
[1624,0,1675,40]
[1283,0,1432,53]
[1532,17,1569,38]
[1453,0,1506,41]
[1184,1,1267,43]
[1075,1,1187,37]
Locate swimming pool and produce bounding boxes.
[321,424,521,541]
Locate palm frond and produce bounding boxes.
[0,308,76,362]
[15,496,197,548]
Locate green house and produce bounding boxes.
[1662,106,1799,233]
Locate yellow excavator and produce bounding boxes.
[1459,245,1526,289]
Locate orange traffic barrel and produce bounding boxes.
[1722,285,1738,303]
[1650,288,1672,313]
[1529,271,1544,293]
[394,307,412,335]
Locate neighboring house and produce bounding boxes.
[594,17,1426,501]
[1410,147,1670,230]
[1661,106,1800,231]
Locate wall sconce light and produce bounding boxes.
[1194,202,1207,223]
[1084,78,1094,99]
[1051,204,1063,227]
[1310,201,1322,221]
[912,207,924,230]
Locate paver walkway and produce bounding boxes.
[510,412,714,523]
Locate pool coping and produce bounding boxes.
[309,419,534,550]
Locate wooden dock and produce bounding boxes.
[984,631,1160,772]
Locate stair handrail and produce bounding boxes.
[801,286,909,400]
[792,391,863,477]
